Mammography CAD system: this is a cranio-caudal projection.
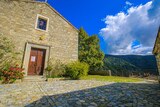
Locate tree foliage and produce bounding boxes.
[0,35,20,70]
[78,27,104,72]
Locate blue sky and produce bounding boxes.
[46,0,160,55]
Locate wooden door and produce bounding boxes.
[28,48,46,75]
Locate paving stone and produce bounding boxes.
[0,80,159,107]
[125,103,133,107]
[79,100,85,103]
[90,102,98,106]
[76,101,82,105]
[100,99,105,102]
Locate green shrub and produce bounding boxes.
[45,59,66,78]
[66,61,89,79]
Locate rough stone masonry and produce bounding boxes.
[0,0,78,76]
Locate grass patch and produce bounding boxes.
[80,75,143,83]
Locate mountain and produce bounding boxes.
[103,55,158,76]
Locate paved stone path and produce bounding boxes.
[0,80,160,107]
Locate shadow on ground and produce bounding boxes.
[25,82,160,107]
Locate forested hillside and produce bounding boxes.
[103,55,158,76]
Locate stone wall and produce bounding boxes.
[155,55,160,75]
[0,0,78,66]
[155,54,160,83]
[153,28,160,75]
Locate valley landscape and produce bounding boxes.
[103,55,158,76]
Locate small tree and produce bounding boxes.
[0,35,20,70]
[85,35,104,72]
[78,27,104,73]
[78,27,89,63]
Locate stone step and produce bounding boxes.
[23,76,47,82]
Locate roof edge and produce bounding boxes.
[23,0,79,32]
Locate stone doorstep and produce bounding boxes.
[23,76,47,82]
[14,79,22,84]
[0,77,67,83]
[24,76,45,79]
[47,78,65,82]
[0,76,49,84]
[0,79,22,84]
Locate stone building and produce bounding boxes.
[0,0,78,76]
[153,27,160,83]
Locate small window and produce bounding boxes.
[35,14,49,32]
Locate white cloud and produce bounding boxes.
[125,1,132,6]
[124,1,133,9]
[100,0,160,55]
[109,41,153,55]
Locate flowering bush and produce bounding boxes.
[1,65,24,84]
[0,35,23,83]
